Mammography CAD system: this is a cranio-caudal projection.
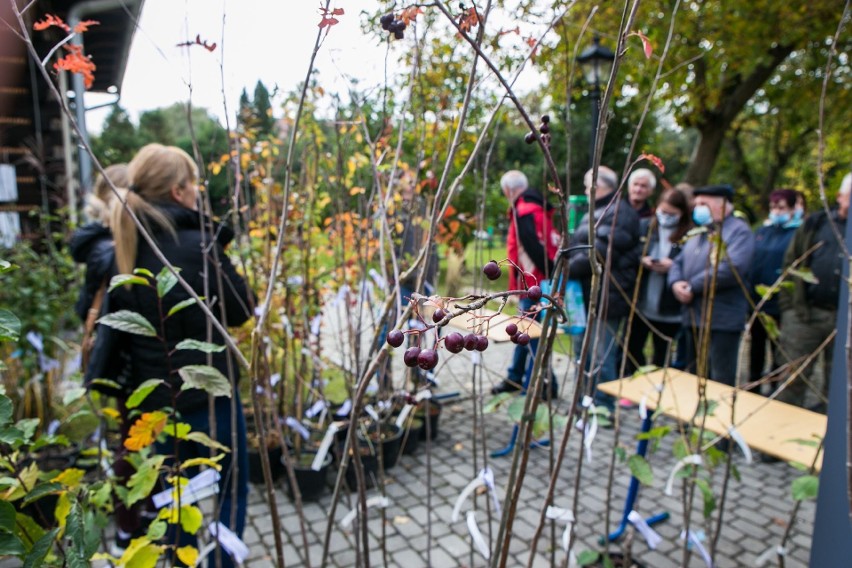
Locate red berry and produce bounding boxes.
[527,285,542,302]
[510,334,519,344]
[463,333,478,351]
[541,114,550,124]
[444,332,465,354]
[539,123,550,135]
[516,333,530,346]
[475,335,489,351]
[403,347,421,367]
[387,329,405,348]
[432,308,446,323]
[417,349,439,370]
[524,132,537,144]
[483,261,501,281]
[505,323,518,337]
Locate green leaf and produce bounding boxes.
[577,550,600,566]
[98,310,157,337]
[627,454,653,485]
[791,475,819,501]
[483,392,514,414]
[21,483,62,507]
[0,309,21,342]
[632,364,658,377]
[506,395,526,424]
[179,505,203,534]
[0,260,16,275]
[0,426,23,445]
[179,365,232,398]
[126,379,165,409]
[15,419,39,442]
[0,501,15,533]
[126,455,166,507]
[165,422,191,439]
[790,461,810,472]
[694,477,716,518]
[156,267,180,298]
[696,398,718,417]
[109,274,150,292]
[758,313,779,340]
[615,446,627,462]
[0,532,25,556]
[789,267,819,284]
[133,268,154,278]
[175,339,226,354]
[603,555,616,568]
[88,378,123,393]
[0,395,12,426]
[167,298,198,318]
[22,528,58,568]
[62,387,88,406]
[636,425,671,441]
[185,431,230,453]
[146,520,167,540]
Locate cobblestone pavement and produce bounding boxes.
[240,332,815,568]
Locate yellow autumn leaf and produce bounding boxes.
[349,186,365,196]
[125,411,168,452]
[395,222,404,234]
[101,407,120,420]
[56,491,71,529]
[210,162,222,176]
[179,456,223,471]
[51,468,85,488]
[176,545,199,567]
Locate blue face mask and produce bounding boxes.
[692,205,712,226]
[656,210,681,228]
[793,208,804,221]
[769,212,791,225]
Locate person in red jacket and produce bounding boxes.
[492,170,560,396]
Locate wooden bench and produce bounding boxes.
[598,368,826,469]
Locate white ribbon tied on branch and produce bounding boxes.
[665,454,703,496]
[627,510,662,549]
[340,496,390,530]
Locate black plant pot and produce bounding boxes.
[247,444,284,485]
[400,417,423,455]
[283,451,333,501]
[344,445,379,491]
[414,401,442,441]
[357,423,403,470]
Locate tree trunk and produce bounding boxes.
[684,118,728,186]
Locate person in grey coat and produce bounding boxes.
[668,184,755,385]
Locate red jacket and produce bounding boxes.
[506,190,560,290]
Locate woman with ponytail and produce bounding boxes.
[107,143,253,565]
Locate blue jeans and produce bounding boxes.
[574,317,621,411]
[506,297,557,391]
[156,394,249,568]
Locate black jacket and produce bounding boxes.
[109,204,254,413]
[70,223,115,321]
[567,191,640,318]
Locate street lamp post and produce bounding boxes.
[577,35,615,169]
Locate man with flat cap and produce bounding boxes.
[668,184,755,384]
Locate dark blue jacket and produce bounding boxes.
[69,223,115,321]
[751,223,797,317]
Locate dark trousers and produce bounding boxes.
[682,329,742,386]
[156,394,249,568]
[749,313,782,386]
[625,317,682,376]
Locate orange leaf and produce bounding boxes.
[33,14,69,32]
[124,411,168,451]
[73,19,99,33]
[53,44,96,89]
[639,153,665,174]
[459,8,480,33]
[400,7,422,25]
[318,16,339,29]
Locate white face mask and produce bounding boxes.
[656,210,681,228]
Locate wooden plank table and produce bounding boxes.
[598,369,826,470]
[419,304,545,341]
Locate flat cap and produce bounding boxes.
[693,183,734,201]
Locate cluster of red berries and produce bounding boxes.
[524,114,551,145]
[379,13,407,39]
[504,322,531,346]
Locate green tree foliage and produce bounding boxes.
[89,105,138,165]
[252,80,277,137]
[538,0,845,188]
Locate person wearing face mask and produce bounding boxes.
[668,184,755,385]
[776,173,851,411]
[625,189,692,376]
[749,189,801,388]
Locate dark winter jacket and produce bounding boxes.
[668,214,755,332]
[779,209,846,321]
[108,204,254,413]
[636,220,684,321]
[751,223,797,318]
[567,191,640,319]
[69,223,115,321]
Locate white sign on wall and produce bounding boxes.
[0,164,20,248]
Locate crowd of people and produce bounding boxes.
[492,165,851,417]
